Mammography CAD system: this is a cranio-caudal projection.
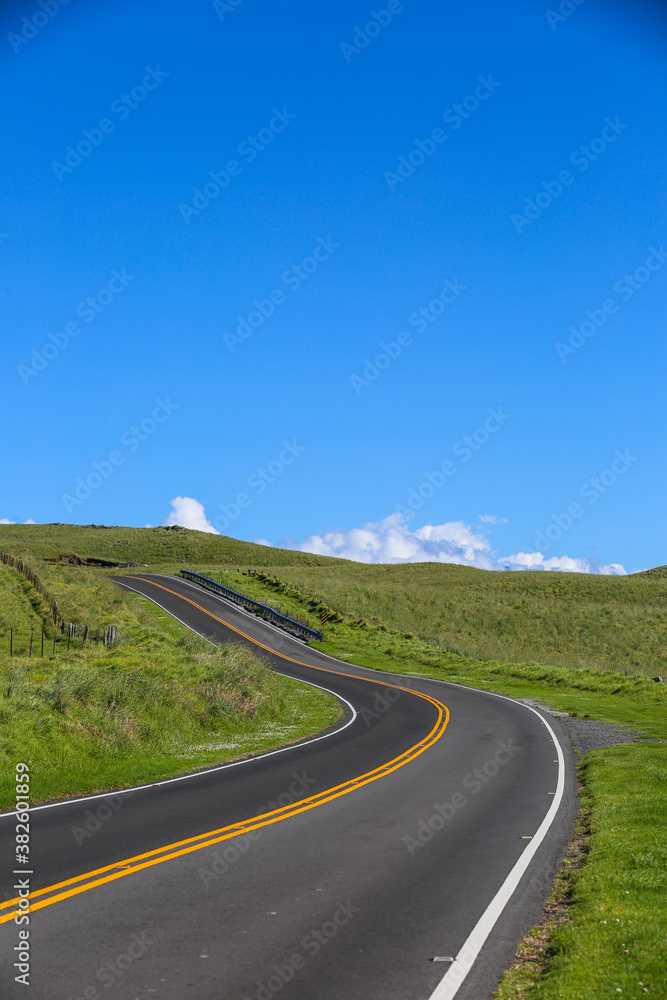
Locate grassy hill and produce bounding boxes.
[0,562,48,638]
[2,522,663,676]
[0,526,341,805]
[265,560,667,676]
[0,522,330,567]
[1,522,665,999]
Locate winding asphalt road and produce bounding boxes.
[0,573,577,1000]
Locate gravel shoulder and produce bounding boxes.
[517,697,662,754]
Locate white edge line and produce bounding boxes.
[130,571,569,994]
[10,565,565,993]
[122,574,568,998]
[0,581,357,818]
[427,695,566,1000]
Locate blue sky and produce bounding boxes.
[2,0,666,573]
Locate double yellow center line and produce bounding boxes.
[0,577,450,923]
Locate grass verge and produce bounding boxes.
[173,566,667,738]
[0,564,50,641]
[2,522,665,675]
[1,528,665,996]
[231,559,667,675]
[495,748,666,999]
[185,566,667,999]
[0,571,341,808]
[494,792,592,999]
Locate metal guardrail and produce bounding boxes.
[179,570,323,642]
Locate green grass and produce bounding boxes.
[170,566,667,734]
[2,522,665,675]
[551,746,667,1000]
[495,748,667,1000]
[170,564,667,1000]
[0,522,332,568]
[1,523,666,997]
[0,564,52,645]
[245,561,667,676]
[0,560,340,807]
[0,635,339,807]
[27,560,143,628]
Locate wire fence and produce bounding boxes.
[0,550,117,656]
[2,624,118,658]
[1,549,61,627]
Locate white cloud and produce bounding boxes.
[291,513,626,575]
[479,514,508,525]
[161,497,219,534]
[0,518,36,525]
[600,563,627,576]
[498,551,626,575]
